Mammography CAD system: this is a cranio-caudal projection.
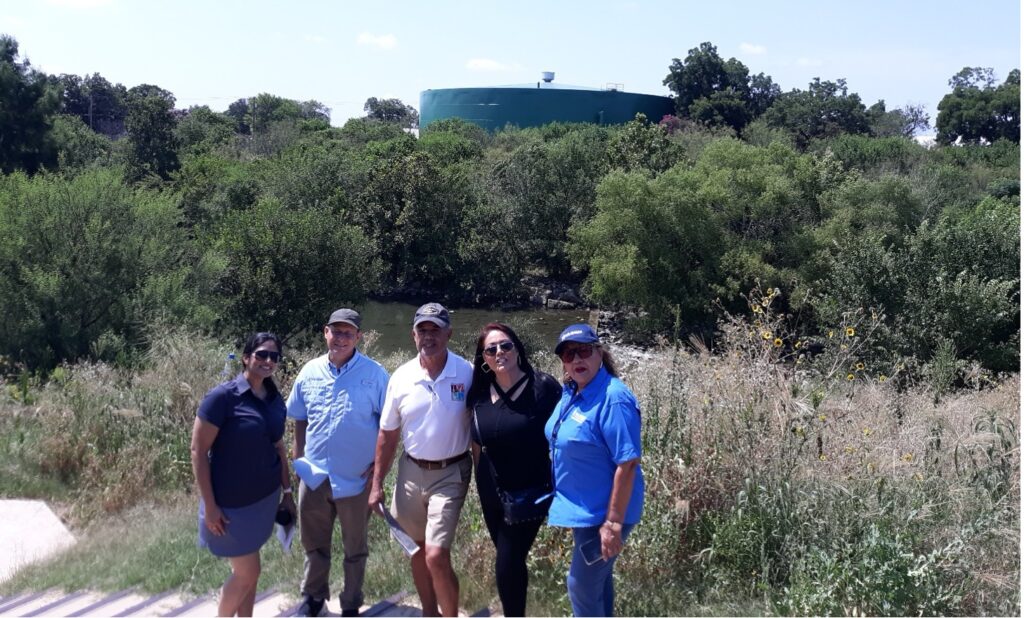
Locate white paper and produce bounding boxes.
[275,522,295,555]
[293,457,328,490]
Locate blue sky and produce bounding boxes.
[2,0,1020,135]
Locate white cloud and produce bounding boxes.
[740,43,766,55]
[2,14,27,27]
[356,32,397,50]
[45,0,113,7]
[466,58,522,72]
[797,57,824,67]
[304,34,328,44]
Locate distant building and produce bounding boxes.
[420,72,674,131]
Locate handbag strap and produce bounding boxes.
[473,403,506,489]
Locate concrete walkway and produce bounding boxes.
[0,500,76,583]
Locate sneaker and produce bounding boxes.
[295,595,325,617]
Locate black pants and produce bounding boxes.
[479,490,544,617]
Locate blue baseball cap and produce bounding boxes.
[554,323,600,354]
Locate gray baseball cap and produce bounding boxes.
[327,308,361,329]
[413,302,450,328]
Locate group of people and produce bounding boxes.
[190,303,645,617]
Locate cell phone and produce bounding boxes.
[579,536,606,566]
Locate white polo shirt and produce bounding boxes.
[381,350,474,461]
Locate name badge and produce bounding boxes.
[571,411,587,424]
[451,383,466,401]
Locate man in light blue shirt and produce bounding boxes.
[288,308,389,617]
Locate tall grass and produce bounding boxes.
[0,310,1018,615]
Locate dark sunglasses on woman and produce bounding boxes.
[558,344,594,363]
[253,350,281,362]
[483,341,516,357]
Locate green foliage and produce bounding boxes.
[52,72,127,137]
[0,35,58,173]
[764,78,872,149]
[937,67,1020,145]
[606,113,682,176]
[363,96,419,128]
[662,42,779,132]
[811,197,1020,371]
[0,168,213,369]
[208,197,381,340]
[569,168,721,324]
[123,84,180,181]
[175,105,236,155]
[49,113,112,171]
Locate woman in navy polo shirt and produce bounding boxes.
[191,332,294,617]
[545,324,644,617]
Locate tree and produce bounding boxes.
[569,168,723,326]
[662,42,777,131]
[175,105,236,155]
[936,68,1020,145]
[762,78,871,148]
[53,72,127,136]
[0,35,57,173]
[0,168,213,368]
[867,101,931,137]
[208,198,380,341]
[606,113,682,176]
[124,83,180,181]
[363,97,419,128]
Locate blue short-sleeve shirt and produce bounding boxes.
[197,373,286,508]
[544,366,645,527]
[286,351,389,498]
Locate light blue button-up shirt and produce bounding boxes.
[287,351,389,498]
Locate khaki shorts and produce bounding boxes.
[391,454,471,549]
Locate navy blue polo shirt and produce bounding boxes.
[198,373,286,508]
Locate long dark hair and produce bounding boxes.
[241,331,283,370]
[467,322,535,407]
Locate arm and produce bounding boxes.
[293,419,307,460]
[600,458,639,559]
[368,428,400,514]
[190,417,228,535]
[275,438,296,516]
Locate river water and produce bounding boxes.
[353,299,593,359]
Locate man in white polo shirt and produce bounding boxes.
[369,302,473,618]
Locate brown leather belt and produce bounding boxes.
[406,452,469,470]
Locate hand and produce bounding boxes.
[599,522,624,560]
[204,503,230,536]
[368,484,385,516]
[281,493,297,519]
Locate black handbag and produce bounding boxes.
[474,401,553,525]
[498,483,553,525]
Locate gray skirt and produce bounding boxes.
[198,488,279,557]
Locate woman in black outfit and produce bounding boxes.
[468,322,561,617]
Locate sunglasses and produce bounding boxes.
[482,341,515,357]
[253,350,281,362]
[558,344,595,363]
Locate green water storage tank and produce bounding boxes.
[420,75,674,131]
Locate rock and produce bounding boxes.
[546,298,577,310]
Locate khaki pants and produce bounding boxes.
[298,479,371,610]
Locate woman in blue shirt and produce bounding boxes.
[544,324,644,617]
[191,332,294,617]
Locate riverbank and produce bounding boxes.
[2,320,1018,615]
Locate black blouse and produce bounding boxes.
[471,371,561,504]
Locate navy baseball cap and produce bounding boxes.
[327,308,361,329]
[554,323,600,354]
[413,302,451,328]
